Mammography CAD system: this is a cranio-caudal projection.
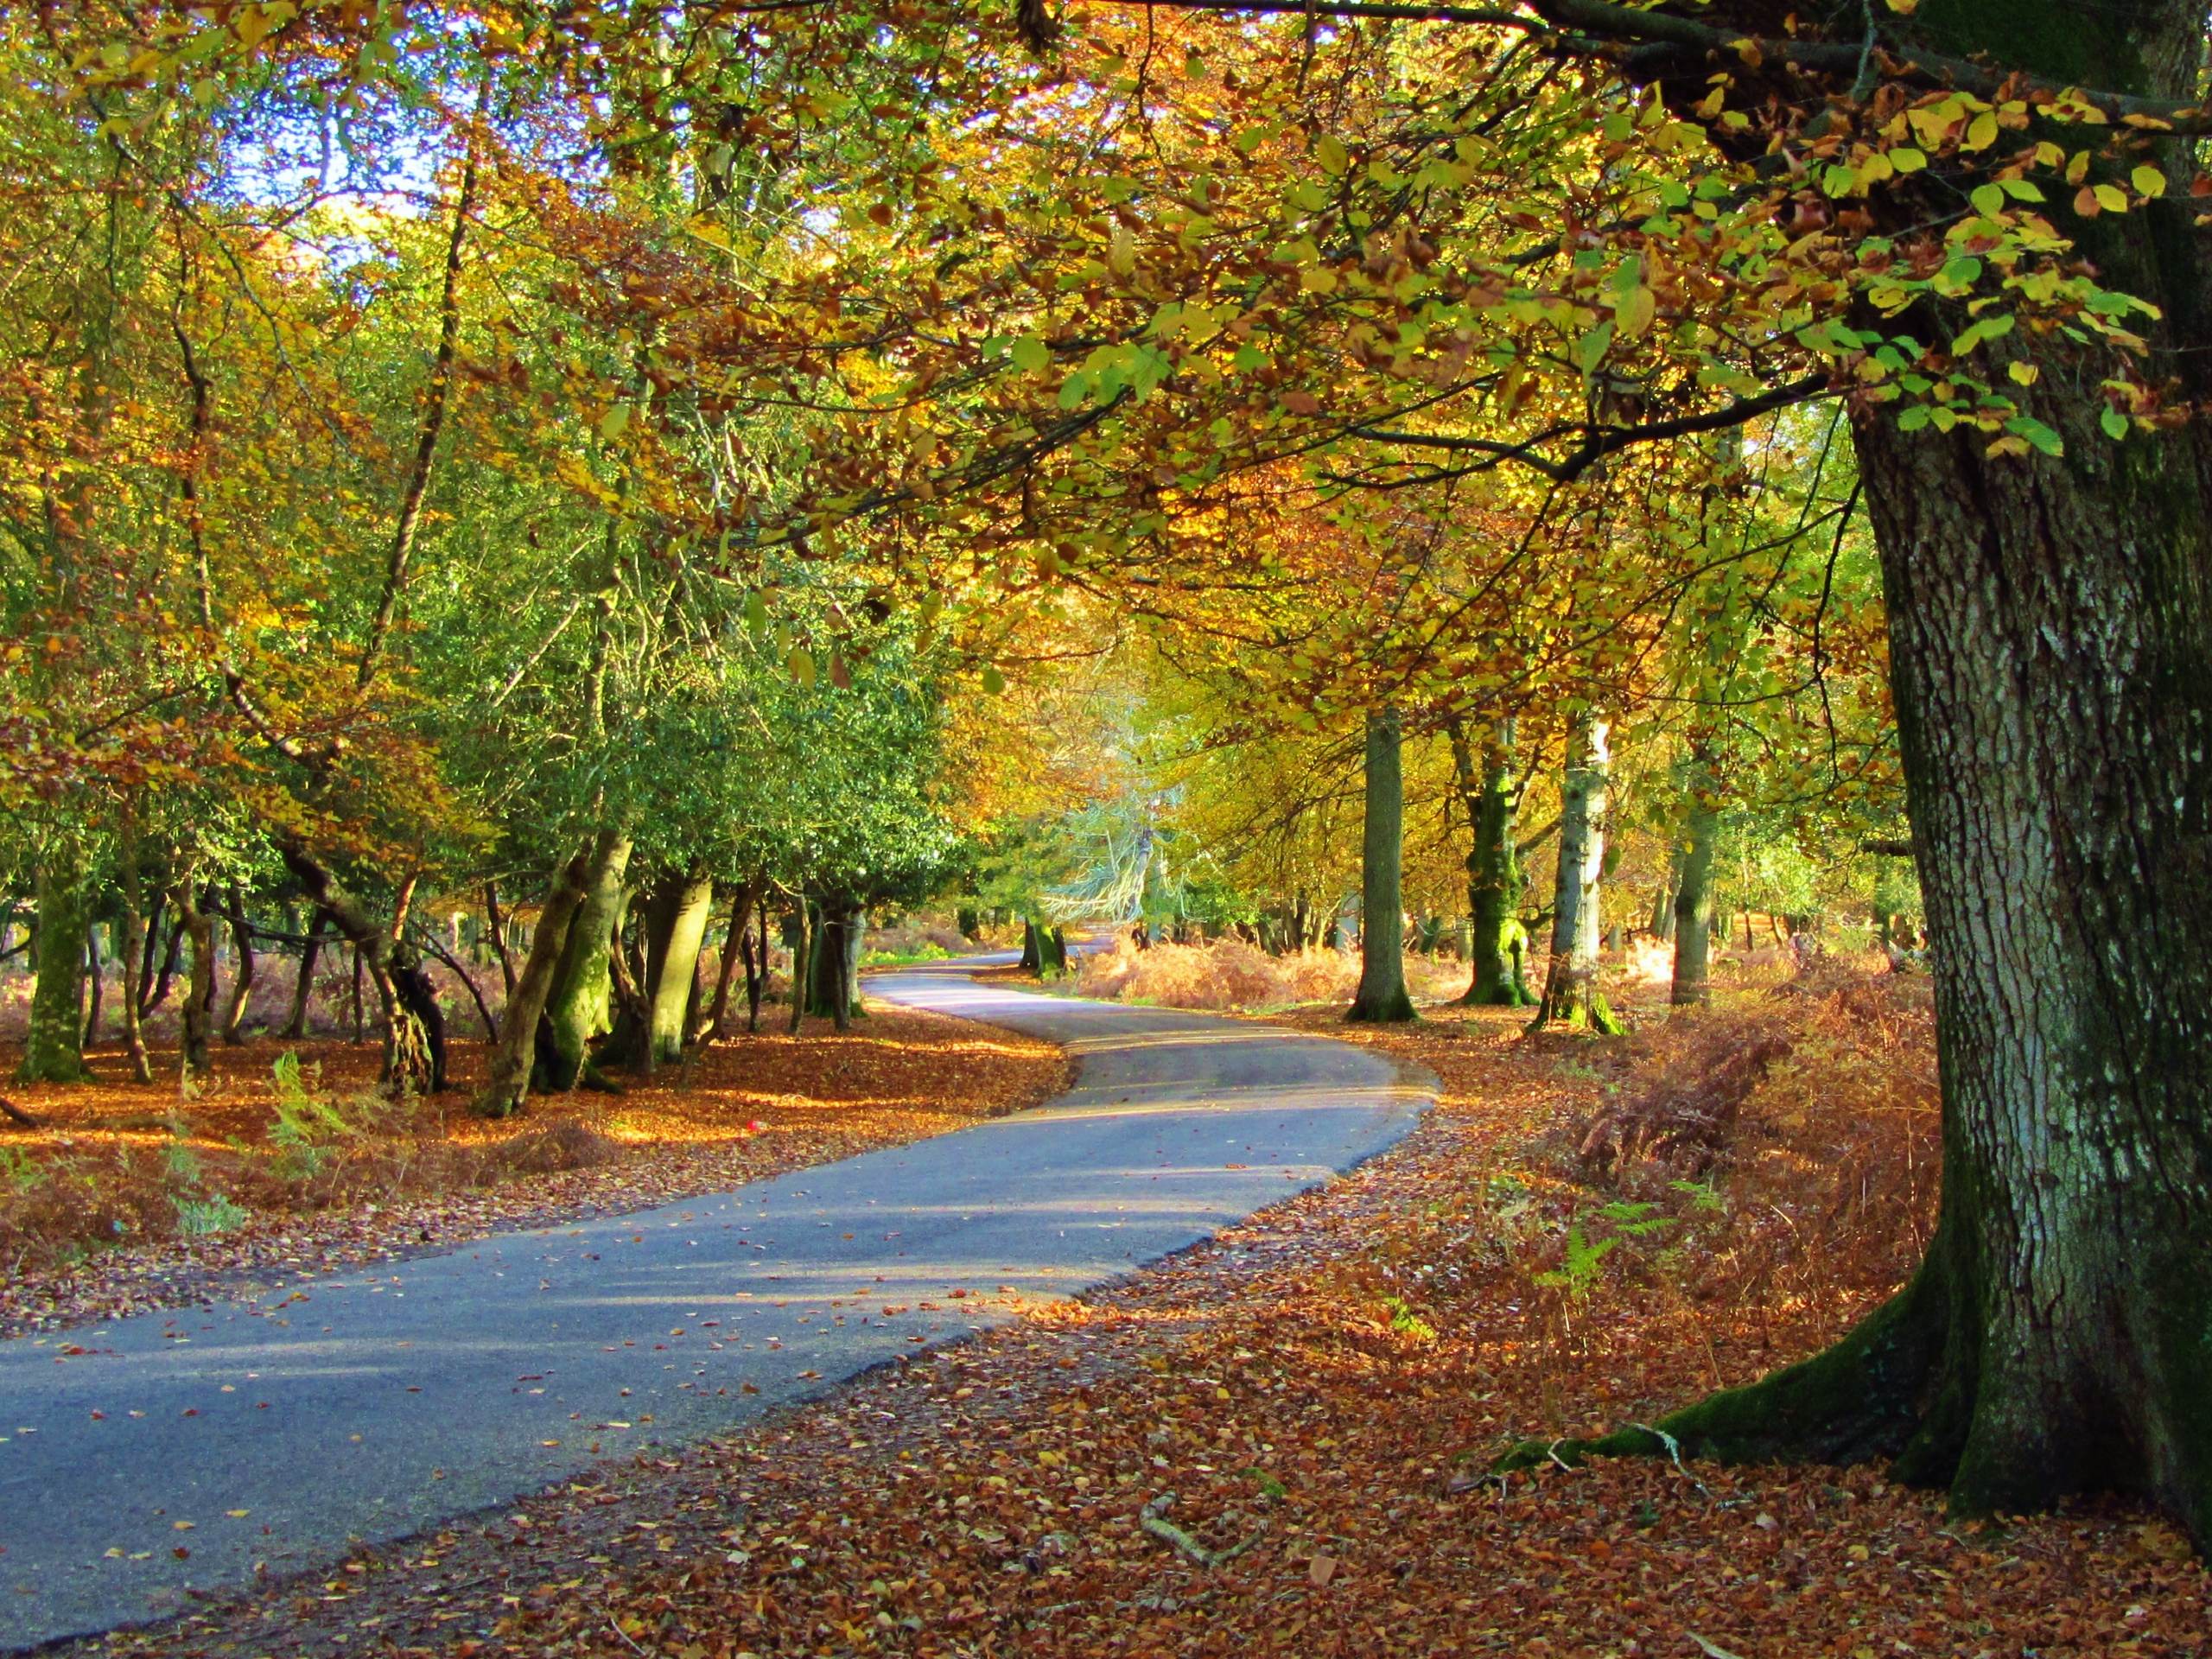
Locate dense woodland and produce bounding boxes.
[3,0,2211,1607]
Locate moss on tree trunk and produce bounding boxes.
[645,869,715,1062]
[18,851,92,1084]
[476,847,591,1117]
[543,830,632,1090]
[1452,717,1535,1007]
[1506,0,2212,1535]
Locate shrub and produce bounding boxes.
[175,1194,250,1237]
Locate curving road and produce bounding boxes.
[0,961,1429,1650]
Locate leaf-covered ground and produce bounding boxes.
[57,982,2209,1659]
[0,1005,1069,1337]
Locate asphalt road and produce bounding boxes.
[0,960,1430,1650]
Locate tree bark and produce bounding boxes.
[1452,717,1535,1007]
[116,798,151,1083]
[1670,760,1721,1007]
[80,925,103,1050]
[786,898,810,1034]
[475,847,591,1117]
[18,848,92,1084]
[1526,0,2212,1541]
[1349,707,1418,1022]
[703,883,758,1041]
[645,868,715,1063]
[284,910,327,1039]
[806,901,868,1027]
[543,830,632,1090]
[274,840,435,1095]
[174,880,213,1087]
[218,884,255,1045]
[1533,715,1623,1034]
[482,880,518,1003]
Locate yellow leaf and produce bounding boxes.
[1615,284,1657,340]
[2094,182,2129,213]
[2132,164,2167,198]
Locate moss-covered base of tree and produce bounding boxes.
[1491,1259,1974,1497]
[1530,985,1625,1037]
[1462,970,1536,1008]
[1346,988,1419,1023]
[15,1049,91,1084]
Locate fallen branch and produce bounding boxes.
[1137,1493,1262,1570]
[0,1097,43,1129]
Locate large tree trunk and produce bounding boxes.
[645,868,715,1063]
[1533,715,1623,1034]
[475,847,592,1117]
[1451,716,1535,1007]
[1535,6,2212,1538]
[1348,707,1417,1022]
[543,830,632,1090]
[1669,759,1721,1007]
[806,901,867,1028]
[18,849,92,1084]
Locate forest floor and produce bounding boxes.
[46,963,2210,1659]
[0,1007,1069,1337]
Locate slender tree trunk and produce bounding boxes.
[1452,717,1535,1007]
[645,868,715,1063]
[175,880,213,1088]
[218,884,255,1045]
[747,902,769,1033]
[1670,760,1721,1007]
[274,840,435,1095]
[81,925,103,1049]
[787,899,810,1035]
[1534,715,1623,1034]
[116,798,150,1083]
[482,880,518,1002]
[543,830,632,1090]
[18,848,92,1083]
[475,847,591,1118]
[703,884,757,1041]
[284,911,327,1039]
[1649,856,1678,943]
[1018,917,1041,974]
[1349,708,1418,1022]
[349,944,365,1043]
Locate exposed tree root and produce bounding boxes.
[1494,1261,1950,1481]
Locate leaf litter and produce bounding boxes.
[53,974,2209,1659]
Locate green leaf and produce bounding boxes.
[786,645,817,688]
[2100,405,2130,440]
[980,664,1006,695]
[599,403,631,441]
[1009,336,1051,374]
[2003,415,2064,457]
[1970,182,2005,217]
